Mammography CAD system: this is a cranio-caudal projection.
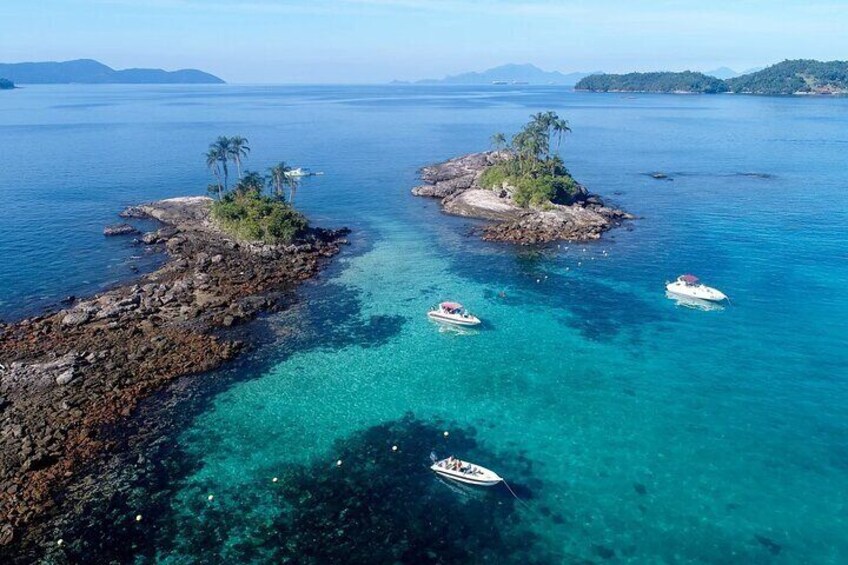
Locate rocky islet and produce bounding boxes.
[0,196,348,551]
[412,151,633,244]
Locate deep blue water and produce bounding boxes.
[1,85,847,562]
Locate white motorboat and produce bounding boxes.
[427,302,481,326]
[665,274,727,302]
[430,456,502,487]
[284,167,311,178]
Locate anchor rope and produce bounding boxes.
[502,478,531,510]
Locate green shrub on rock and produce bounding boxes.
[211,192,307,244]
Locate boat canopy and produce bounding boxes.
[440,302,463,310]
[680,274,699,284]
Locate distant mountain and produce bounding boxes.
[412,64,592,85]
[0,59,225,85]
[0,78,14,90]
[575,71,727,94]
[576,60,848,95]
[705,67,739,79]
[726,59,848,94]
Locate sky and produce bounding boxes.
[1,0,847,83]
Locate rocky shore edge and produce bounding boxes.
[0,196,349,552]
[412,152,633,244]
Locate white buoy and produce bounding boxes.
[57,539,64,547]
[336,459,343,467]
[443,431,449,438]
[272,477,279,483]
[392,445,398,452]
[578,262,582,266]
[135,514,142,522]
[208,495,214,501]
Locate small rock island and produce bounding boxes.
[413,112,632,244]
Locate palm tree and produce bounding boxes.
[267,162,291,200]
[229,136,250,179]
[209,136,233,190]
[205,149,223,198]
[287,175,301,207]
[490,132,507,151]
[551,117,571,155]
[550,117,571,174]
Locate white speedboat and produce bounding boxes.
[665,275,727,302]
[285,167,312,178]
[427,302,481,326]
[431,456,502,487]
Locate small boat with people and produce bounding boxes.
[666,274,728,302]
[427,302,481,326]
[430,455,502,487]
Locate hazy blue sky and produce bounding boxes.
[2,0,846,83]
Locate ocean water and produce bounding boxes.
[2,85,847,563]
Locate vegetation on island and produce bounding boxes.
[575,60,848,95]
[725,59,848,94]
[0,78,14,90]
[204,136,308,244]
[479,111,583,208]
[575,71,727,93]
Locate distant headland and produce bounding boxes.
[0,59,225,85]
[575,60,848,95]
[395,63,594,86]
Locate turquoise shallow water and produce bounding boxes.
[2,86,848,562]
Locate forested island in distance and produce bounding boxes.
[575,59,848,95]
[0,59,224,84]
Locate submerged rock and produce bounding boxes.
[163,416,553,563]
[103,223,138,236]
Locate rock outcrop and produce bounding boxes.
[412,152,633,244]
[102,223,138,236]
[0,196,348,552]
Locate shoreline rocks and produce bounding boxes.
[0,196,349,553]
[412,151,633,244]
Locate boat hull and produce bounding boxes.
[427,311,481,326]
